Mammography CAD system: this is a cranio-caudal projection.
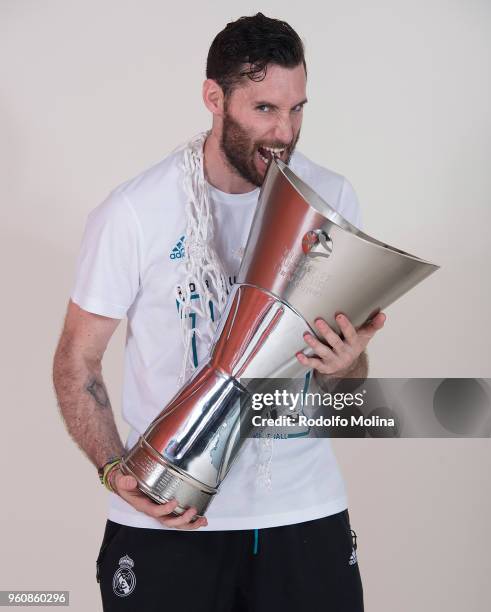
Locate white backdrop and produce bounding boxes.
[1,1,490,610]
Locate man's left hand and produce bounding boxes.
[295,312,386,377]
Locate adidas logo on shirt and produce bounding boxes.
[170,235,185,260]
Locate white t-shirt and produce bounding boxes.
[71,143,362,531]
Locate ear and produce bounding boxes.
[202,79,225,116]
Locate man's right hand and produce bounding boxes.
[110,468,208,530]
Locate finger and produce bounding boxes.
[303,332,335,360]
[114,474,197,521]
[358,312,386,340]
[114,473,138,491]
[334,313,357,345]
[149,499,180,518]
[370,312,387,329]
[117,488,158,513]
[175,516,208,530]
[296,351,333,374]
[162,506,200,528]
[314,318,344,352]
[118,486,179,517]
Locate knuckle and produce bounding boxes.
[162,501,176,513]
[118,490,131,502]
[152,506,168,518]
[177,522,194,530]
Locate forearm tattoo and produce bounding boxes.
[86,377,111,408]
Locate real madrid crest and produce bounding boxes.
[112,554,136,597]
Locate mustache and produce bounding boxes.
[255,142,292,149]
[255,131,301,153]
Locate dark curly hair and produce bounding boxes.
[206,13,306,97]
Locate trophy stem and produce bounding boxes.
[121,367,251,517]
[121,437,217,517]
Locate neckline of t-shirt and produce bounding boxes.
[207,182,260,205]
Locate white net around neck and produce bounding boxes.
[177,131,228,385]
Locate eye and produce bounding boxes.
[292,104,304,113]
[256,105,270,112]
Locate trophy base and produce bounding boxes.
[120,437,217,518]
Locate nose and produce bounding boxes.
[272,114,294,146]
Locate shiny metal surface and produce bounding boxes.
[121,286,307,516]
[122,157,440,517]
[122,436,216,516]
[238,158,439,334]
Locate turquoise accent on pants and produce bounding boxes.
[253,528,259,555]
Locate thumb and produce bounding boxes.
[115,472,138,491]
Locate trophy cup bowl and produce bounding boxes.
[120,158,440,517]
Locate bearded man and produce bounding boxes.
[53,12,385,612]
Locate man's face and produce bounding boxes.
[219,63,307,187]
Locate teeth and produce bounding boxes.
[257,146,286,165]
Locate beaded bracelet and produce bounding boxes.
[98,457,122,493]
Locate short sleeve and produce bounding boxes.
[70,191,142,319]
[337,177,363,230]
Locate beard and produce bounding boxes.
[220,107,300,188]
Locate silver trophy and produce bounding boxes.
[121,158,439,517]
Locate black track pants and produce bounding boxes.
[96,509,363,611]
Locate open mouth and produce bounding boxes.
[257,145,287,165]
